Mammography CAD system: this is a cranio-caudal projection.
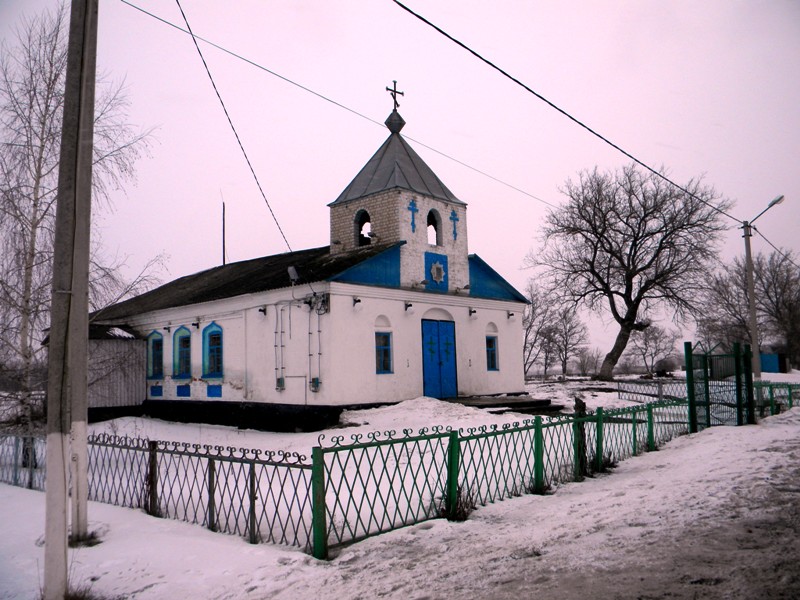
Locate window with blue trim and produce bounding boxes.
[486,336,499,371]
[147,331,164,379]
[173,326,192,379]
[375,332,393,374]
[203,322,223,378]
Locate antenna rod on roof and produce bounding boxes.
[221,193,226,266]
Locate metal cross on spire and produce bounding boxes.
[386,80,404,110]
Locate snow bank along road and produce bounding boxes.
[2,409,799,599]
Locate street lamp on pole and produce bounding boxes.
[742,194,785,379]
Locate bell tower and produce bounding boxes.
[328,85,469,292]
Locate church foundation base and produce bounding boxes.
[141,399,342,432]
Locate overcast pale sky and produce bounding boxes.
[3,0,799,346]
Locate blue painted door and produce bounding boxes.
[422,320,457,398]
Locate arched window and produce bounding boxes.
[173,326,192,379]
[203,322,223,378]
[355,209,372,246]
[427,210,442,246]
[147,331,164,380]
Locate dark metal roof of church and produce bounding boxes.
[91,243,401,322]
[330,110,464,206]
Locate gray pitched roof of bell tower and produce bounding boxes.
[329,110,465,206]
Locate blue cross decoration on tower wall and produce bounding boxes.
[450,210,459,240]
[408,199,419,233]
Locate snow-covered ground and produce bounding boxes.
[82,379,630,456]
[2,373,799,599]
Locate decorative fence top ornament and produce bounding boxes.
[87,433,309,465]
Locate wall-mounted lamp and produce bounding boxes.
[163,325,171,333]
[404,302,414,312]
[507,311,515,320]
[287,265,300,284]
[455,284,471,294]
[192,321,200,329]
[468,308,477,317]
[258,306,267,315]
[353,296,362,306]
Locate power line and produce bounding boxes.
[752,227,800,270]
[121,0,558,210]
[122,1,385,131]
[174,0,292,251]
[392,0,741,225]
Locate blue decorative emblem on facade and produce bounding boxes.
[450,210,459,240]
[424,252,449,292]
[408,199,419,233]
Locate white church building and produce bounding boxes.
[92,108,528,430]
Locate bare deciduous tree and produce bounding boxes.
[538,325,558,379]
[0,4,154,425]
[576,346,603,377]
[549,304,588,376]
[531,164,730,380]
[628,324,680,375]
[697,250,800,364]
[522,281,554,375]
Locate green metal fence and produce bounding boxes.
[1,399,691,560]
[617,380,688,403]
[752,381,799,416]
[312,400,689,558]
[0,435,45,490]
[316,428,451,552]
[620,342,796,432]
[0,433,314,550]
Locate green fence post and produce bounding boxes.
[248,462,258,544]
[788,384,794,409]
[595,407,605,473]
[445,431,461,519]
[207,459,216,532]
[632,411,638,456]
[743,344,755,424]
[733,343,744,426]
[646,403,655,451]
[684,342,698,433]
[146,440,160,517]
[701,354,711,428]
[572,419,587,480]
[533,417,545,494]
[769,386,776,416]
[311,446,328,560]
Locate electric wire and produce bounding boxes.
[752,227,800,270]
[121,0,558,210]
[173,0,292,252]
[392,0,741,225]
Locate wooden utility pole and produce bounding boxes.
[44,0,97,597]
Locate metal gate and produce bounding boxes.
[684,342,755,430]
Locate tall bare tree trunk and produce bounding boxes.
[598,323,635,381]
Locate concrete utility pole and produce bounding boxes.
[43,0,97,598]
[742,194,785,381]
[741,221,760,379]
